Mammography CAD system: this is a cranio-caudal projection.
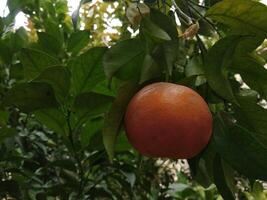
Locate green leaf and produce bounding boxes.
[186,56,205,77]
[34,108,67,136]
[150,9,178,40]
[69,47,107,95]
[91,79,120,97]
[37,32,62,55]
[232,56,267,99]
[0,39,12,64]
[141,17,171,42]
[103,81,139,161]
[33,66,71,102]
[206,0,267,37]
[73,92,114,127]
[213,154,235,200]
[115,130,132,152]
[162,41,179,76]
[233,96,267,147]
[3,82,59,113]
[20,48,60,80]
[67,30,90,55]
[204,36,245,103]
[103,39,145,83]
[43,18,63,45]
[80,118,103,148]
[10,27,29,52]
[212,114,267,180]
[139,54,161,84]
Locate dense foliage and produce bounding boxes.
[0,0,267,199]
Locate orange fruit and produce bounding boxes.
[124,82,213,158]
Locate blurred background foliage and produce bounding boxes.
[0,0,267,199]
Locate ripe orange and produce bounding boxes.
[124,82,213,159]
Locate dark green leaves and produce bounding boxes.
[139,54,161,84]
[0,127,16,142]
[204,36,244,103]
[232,56,267,99]
[234,96,267,147]
[141,18,171,42]
[3,82,59,112]
[150,9,178,40]
[73,92,114,121]
[37,32,62,55]
[20,48,60,80]
[103,39,145,83]
[103,81,139,161]
[206,0,267,37]
[213,115,267,180]
[34,108,67,135]
[67,30,90,55]
[213,155,235,200]
[34,66,71,102]
[186,56,205,77]
[70,47,107,95]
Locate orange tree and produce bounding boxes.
[0,0,267,199]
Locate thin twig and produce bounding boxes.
[187,1,222,37]
[196,34,207,62]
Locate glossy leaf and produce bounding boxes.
[3,82,59,112]
[150,9,178,40]
[141,17,171,42]
[206,0,267,37]
[232,56,267,99]
[204,36,245,103]
[69,47,107,95]
[103,39,145,83]
[20,48,60,80]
